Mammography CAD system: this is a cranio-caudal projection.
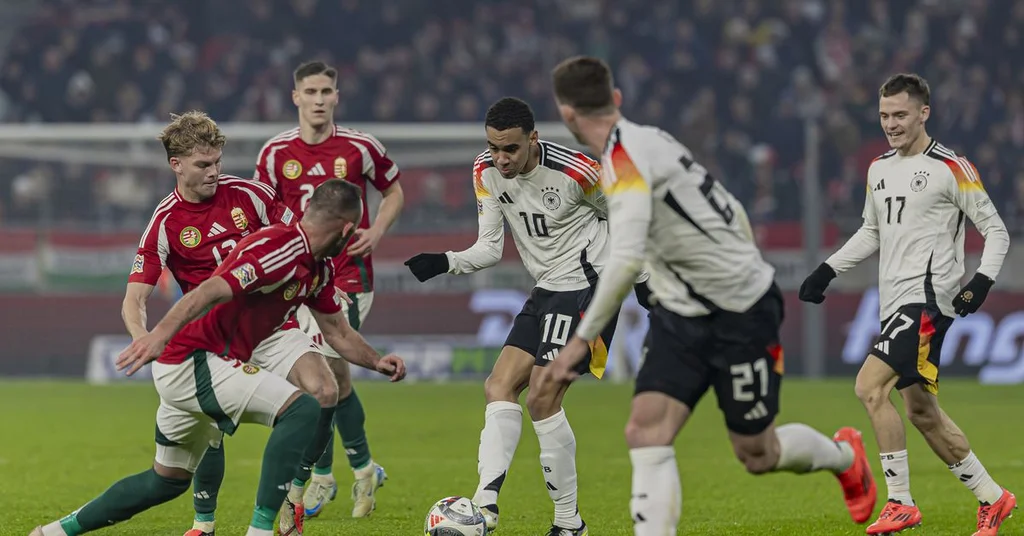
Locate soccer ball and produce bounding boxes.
[424,496,488,536]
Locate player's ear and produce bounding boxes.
[919,105,930,124]
[292,89,300,107]
[529,129,539,145]
[612,88,623,108]
[168,157,182,174]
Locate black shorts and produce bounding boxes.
[504,286,619,377]
[635,284,785,436]
[872,303,953,395]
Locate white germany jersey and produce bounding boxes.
[826,140,1009,320]
[577,118,775,340]
[445,140,609,291]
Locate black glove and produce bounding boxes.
[952,272,993,317]
[404,252,449,282]
[798,262,837,304]
[634,281,653,311]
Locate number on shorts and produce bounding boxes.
[541,313,573,346]
[881,312,914,340]
[300,183,315,211]
[730,357,769,402]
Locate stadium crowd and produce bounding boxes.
[1,0,1024,235]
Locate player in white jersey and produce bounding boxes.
[799,73,1016,535]
[405,97,650,536]
[544,56,876,536]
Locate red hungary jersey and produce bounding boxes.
[254,125,401,293]
[158,223,344,365]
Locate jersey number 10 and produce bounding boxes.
[519,212,550,237]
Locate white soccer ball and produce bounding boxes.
[424,496,488,536]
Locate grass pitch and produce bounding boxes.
[2,379,1022,535]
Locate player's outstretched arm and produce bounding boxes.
[949,162,1009,316]
[800,184,880,304]
[310,308,406,381]
[406,171,505,282]
[116,277,233,375]
[121,282,155,340]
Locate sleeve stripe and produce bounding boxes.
[258,236,304,265]
[336,127,387,155]
[545,144,600,176]
[138,194,177,248]
[263,242,307,273]
[547,152,600,186]
[220,176,276,199]
[239,237,271,255]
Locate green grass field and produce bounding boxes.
[2,379,1022,536]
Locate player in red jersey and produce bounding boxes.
[120,111,343,536]
[30,179,406,536]
[254,60,405,518]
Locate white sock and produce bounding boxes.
[950,451,1003,504]
[245,527,273,536]
[472,401,523,509]
[630,446,680,536]
[287,481,304,503]
[40,521,69,536]
[354,460,375,480]
[534,408,583,529]
[880,450,914,505]
[774,423,854,474]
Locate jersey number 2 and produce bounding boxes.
[679,156,734,224]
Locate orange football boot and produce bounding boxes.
[866,500,922,535]
[973,488,1017,535]
[833,427,878,524]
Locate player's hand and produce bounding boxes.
[545,337,590,384]
[347,227,383,257]
[115,332,167,376]
[404,252,450,282]
[798,262,837,304]
[375,354,407,382]
[952,272,993,317]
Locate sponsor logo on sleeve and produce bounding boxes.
[131,254,145,274]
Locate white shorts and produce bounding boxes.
[250,328,322,377]
[152,351,299,473]
[296,291,374,359]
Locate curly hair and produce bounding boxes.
[485,97,536,132]
[158,110,227,160]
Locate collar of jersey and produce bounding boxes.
[172,188,219,211]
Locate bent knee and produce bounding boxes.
[625,417,674,448]
[484,372,519,404]
[854,380,887,409]
[735,445,776,475]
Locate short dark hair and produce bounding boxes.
[294,61,337,85]
[306,179,362,224]
[551,56,615,115]
[484,97,535,133]
[879,73,930,106]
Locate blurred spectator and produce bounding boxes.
[1,0,1023,234]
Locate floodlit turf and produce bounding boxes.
[2,379,1022,535]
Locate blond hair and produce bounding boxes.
[158,111,227,160]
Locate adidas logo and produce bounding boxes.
[207,222,228,237]
[194,491,210,499]
[744,401,768,421]
[498,192,514,204]
[308,162,326,176]
[540,349,558,361]
[874,179,886,191]
[959,473,974,483]
[874,340,890,355]
[884,469,898,478]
